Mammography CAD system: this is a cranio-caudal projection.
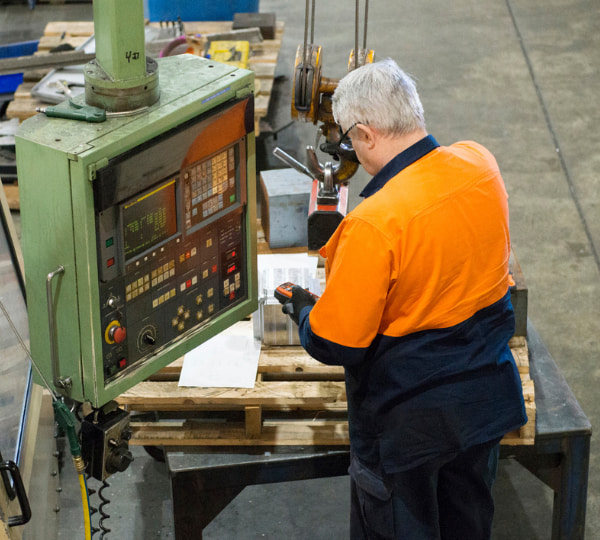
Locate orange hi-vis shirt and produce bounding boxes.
[311,139,511,347]
[298,136,526,472]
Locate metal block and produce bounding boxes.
[260,168,313,249]
[233,12,277,40]
[253,299,300,345]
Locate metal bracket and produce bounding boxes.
[0,459,32,527]
[88,157,109,182]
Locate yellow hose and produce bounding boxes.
[78,472,93,540]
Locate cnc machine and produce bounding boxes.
[15,2,257,529]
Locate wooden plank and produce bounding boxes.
[42,21,95,37]
[117,380,347,411]
[177,21,234,36]
[254,94,270,117]
[151,348,344,381]
[245,405,262,438]
[122,339,534,447]
[128,412,534,447]
[6,97,39,122]
[38,35,90,52]
[13,82,35,99]
[255,78,273,97]
[249,62,277,78]
[509,336,529,375]
[259,349,344,377]
[128,419,350,446]
[2,185,20,212]
[248,49,280,64]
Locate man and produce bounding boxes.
[280,58,527,539]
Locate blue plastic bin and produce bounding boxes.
[0,40,39,95]
[144,0,259,22]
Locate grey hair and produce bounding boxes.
[332,58,426,136]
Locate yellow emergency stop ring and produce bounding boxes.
[105,320,121,345]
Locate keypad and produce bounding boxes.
[184,147,236,229]
[126,259,175,302]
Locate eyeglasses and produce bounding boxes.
[338,122,359,147]
[337,122,363,147]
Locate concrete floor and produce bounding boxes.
[1,0,598,538]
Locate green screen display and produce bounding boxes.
[122,178,177,260]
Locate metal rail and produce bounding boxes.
[0,51,95,76]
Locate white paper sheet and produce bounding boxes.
[178,321,261,388]
[257,253,320,299]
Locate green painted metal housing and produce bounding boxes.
[92,0,148,82]
[16,55,257,407]
[85,0,159,111]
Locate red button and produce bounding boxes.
[229,291,235,300]
[107,257,115,268]
[113,326,127,344]
[212,265,217,274]
[186,279,192,288]
[118,358,127,369]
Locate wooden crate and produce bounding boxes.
[6,19,284,136]
[116,334,535,447]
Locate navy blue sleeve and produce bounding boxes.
[298,306,370,367]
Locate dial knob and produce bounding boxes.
[106,442,134,474]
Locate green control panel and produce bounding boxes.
[16,54,257,407]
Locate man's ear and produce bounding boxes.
[357,124,377,150]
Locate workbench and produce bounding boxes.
[164,320,591,539]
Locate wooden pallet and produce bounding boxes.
[6,19,284,136]
[116,334,536,447]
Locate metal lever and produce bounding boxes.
[273,147,314,179]
[46,265,72,393]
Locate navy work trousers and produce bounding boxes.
[349,437,502,540]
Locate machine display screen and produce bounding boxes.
[122,178,178,260]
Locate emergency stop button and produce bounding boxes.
[105,321,127,344]
[111,325,127,344]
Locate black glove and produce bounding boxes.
[281,285,317,326]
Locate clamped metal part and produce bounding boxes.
[274,0,374,249]
[290,0,374,185]
[272,146,349,251]
[291,46,363,188]
[306,162,349,251]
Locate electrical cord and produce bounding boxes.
[79,473,93,540]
